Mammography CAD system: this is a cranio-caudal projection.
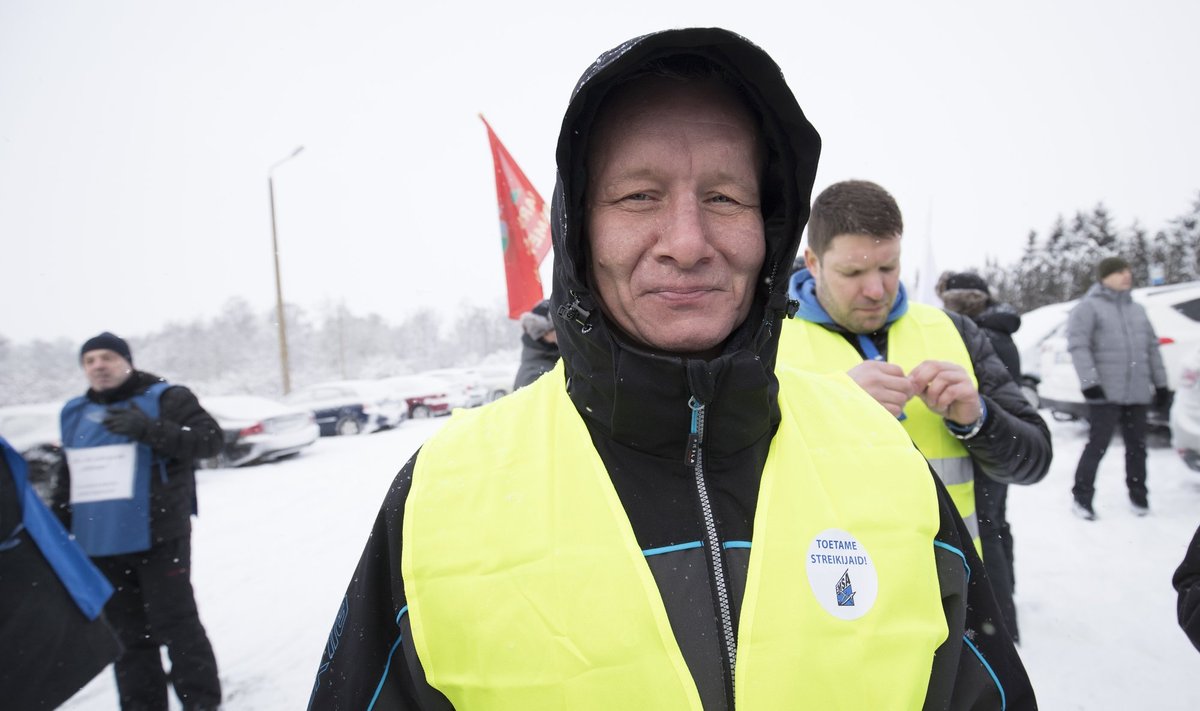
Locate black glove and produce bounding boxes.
[1155,386,1173,410]
[102,404,152,440]
[1082,385,1106,401]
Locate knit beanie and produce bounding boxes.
[939,271,990,296]
[80,331,133,365]
[520,300,554,340]
[1097,256,1130,280]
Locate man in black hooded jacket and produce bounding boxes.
[308,29,1033,710]
[937,271,1029,644]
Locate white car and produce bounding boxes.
[199,395,320,467]
[1170,345,1200,471]
[1026,281,1200,433]
[471,363,521,403]
[422,368,489,409]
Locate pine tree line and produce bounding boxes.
[978,194,1200,313]
[0,299,521,407]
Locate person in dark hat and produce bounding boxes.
[936,270,1029,643]
[60,332,224,710]
[513,299,560,390]
[1066,255,1169,519]
[307,28,1033,710]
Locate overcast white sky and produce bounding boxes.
[3,0,1198,344]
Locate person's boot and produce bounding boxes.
[1130,494,1150,517]
[1072,499,1097,521]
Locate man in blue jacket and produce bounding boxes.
[61,332,224,711]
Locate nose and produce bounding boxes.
[861,273,886,301]
[653,197,715,269]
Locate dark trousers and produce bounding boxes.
[975,476,1017,642]
[1073,403,1149,507]
[94,536,221,711]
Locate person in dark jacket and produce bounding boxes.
[59,332,223,711]
[308,29,1034,710]
[1067,256,1169,519]
[1,435,122,709]
[1174,522,1200,652]
[937,271,1028,644]
[513,298,559,389]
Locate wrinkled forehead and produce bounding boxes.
[585,75,766,181]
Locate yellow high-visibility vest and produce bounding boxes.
[778,303,981,553]
[402,361,948,709]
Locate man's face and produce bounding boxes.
[1102,268,1133,292]
[805,233,902,334]
[585,78,765,358]
[82,349,133,392]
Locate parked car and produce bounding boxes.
[474,363,521,402]
[378,375,457,419]
[422,368,488,409]
[1170,345,1200,471]
[0,401,63,505]
[283,380,407,436]
[198,395,320,468]
[1028,281,1200,437]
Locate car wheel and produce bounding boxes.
[411,405,431,419]
[489,389,507,402]
[336,416,363,436]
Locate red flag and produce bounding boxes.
[480,115,552,319]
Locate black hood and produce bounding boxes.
[547,28,820,453]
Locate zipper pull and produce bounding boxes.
[685,396,703,467]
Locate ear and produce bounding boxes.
[803,247,819,276]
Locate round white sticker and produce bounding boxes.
[805,528,878,620]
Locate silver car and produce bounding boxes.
[200,395,320,467]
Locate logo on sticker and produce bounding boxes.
[835,570,855,607]
[806,528,877,619]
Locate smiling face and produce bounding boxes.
[805,233,902,334]
[82,348,133,392]
[585,77,765,358]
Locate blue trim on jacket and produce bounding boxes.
[1,436,113,619]
[787,268,909,329]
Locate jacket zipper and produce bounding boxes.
[687,396,738,707]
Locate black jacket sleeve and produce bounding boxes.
[1173,523,1200,653]
[925,468,1036,710]
[142,385,223,461]
[308,453,452,711]
[945,312,1052,485]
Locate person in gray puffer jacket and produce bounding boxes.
[1067,256,1169,519]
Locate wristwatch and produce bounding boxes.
[945,398,988,441]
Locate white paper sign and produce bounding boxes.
[66,443,137,504]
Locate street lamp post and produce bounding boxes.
[268,145,305,395]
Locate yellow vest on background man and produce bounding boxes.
[778,303,982,553]
[402,362,949,709]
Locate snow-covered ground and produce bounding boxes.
[60,414,1200,710]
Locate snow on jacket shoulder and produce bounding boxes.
[1066,283,1167,404]
[943,311,1052,486]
